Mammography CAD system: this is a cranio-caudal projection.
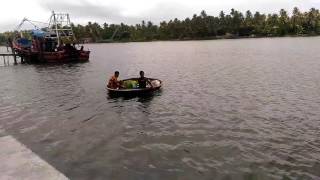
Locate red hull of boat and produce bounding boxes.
[12,41,90,63]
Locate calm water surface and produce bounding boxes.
[1,37,320,180]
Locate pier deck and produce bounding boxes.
[0,136,69,180]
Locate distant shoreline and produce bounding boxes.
[94,34,320,44]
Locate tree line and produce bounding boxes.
[1,7,319,44]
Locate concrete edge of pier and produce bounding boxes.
[0,135,69,180]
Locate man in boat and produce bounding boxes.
[108,71,122,89]
[138,71,152,88]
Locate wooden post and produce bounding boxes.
[13,52,17,65]
[10,47,17,65]
[13,55,16,65]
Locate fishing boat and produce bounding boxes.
[11,11,90,63]
[107,78,162,96]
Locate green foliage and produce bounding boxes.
[0,34,6,45]
[0,7,319,44]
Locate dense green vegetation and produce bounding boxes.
[0,33,7,45]
[1,7,319,44]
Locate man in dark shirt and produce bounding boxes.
[138,71,150,88]
[138,71,147,88]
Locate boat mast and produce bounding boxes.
[52,11,60,47]
[48,11,74,46]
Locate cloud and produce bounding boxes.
[38,0,197,25]
[136,2,194,23]
[39,0,128,23]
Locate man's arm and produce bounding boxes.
[147,79,153,88]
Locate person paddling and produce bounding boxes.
[107,71,122,89]
[138,71,152,88]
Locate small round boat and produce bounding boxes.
[107,78,162,96]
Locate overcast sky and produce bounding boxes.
[0,0,319,32]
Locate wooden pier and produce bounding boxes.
[0,48,24,65]
[0,53,18,65]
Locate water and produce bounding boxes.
[1,37,320,180]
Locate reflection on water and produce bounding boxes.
[1,37,320,180]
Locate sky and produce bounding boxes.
[0,0,319,32]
